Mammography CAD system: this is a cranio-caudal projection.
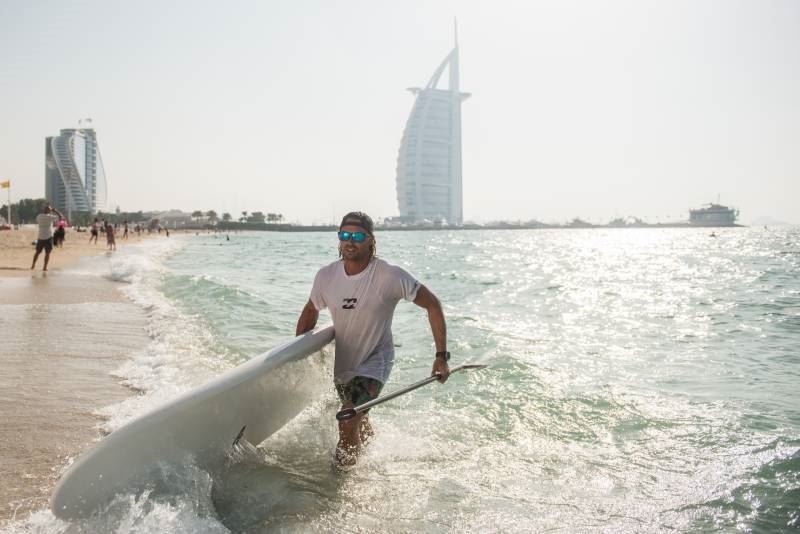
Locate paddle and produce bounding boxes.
[335,363,488,421]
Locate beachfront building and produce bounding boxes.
[149,210,194,229]
[395,32,470,225]
[45,125,107,218]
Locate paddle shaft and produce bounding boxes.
[335,364,486,421]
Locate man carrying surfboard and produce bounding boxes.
[296,211,450,466]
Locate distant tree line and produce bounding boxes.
[1,197,48,224]
[190,210,285,225]
[2,198,285,228]
[1,197,153,226]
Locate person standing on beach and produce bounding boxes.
[123,221,129,240]
[31,204,64,271]
[296,211,450,466]
[89,218,99,244]
[105,222,116,251]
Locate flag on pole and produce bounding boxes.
[0,180,10,189]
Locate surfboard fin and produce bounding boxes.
[232,425,247,447]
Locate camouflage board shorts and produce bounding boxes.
[335,376,384,409]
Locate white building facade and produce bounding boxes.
[45,127,107,217]
[395,39,469,225]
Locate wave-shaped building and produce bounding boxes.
[45,126,107,218]
[395,35,470,225]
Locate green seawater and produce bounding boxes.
[116,227,800,532]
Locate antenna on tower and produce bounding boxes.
[454,17,459,47]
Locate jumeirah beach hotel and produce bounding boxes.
[45,122,107,218]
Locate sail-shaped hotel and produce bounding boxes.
[45,125,107,218]
[395,34,470,225]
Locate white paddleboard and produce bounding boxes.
[50,325,335,519]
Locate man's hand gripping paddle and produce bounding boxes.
[335,364,488,421]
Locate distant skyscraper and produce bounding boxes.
[45,124,107,217]
[395,31,470,225]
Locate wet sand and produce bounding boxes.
[0,260,150,522]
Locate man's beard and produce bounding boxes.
[341,245,369,261]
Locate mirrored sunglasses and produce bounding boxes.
[338,231,368,243]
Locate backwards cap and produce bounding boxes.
[339,211,374,235]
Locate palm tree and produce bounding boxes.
[222,212,232,223]
[240,211,248,223]
[191,210,203,221]
[206,210,218,224]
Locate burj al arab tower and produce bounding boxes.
[395,30,470,225]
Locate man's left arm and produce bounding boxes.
[413,284,450,383]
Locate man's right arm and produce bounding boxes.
[295,299,319,336]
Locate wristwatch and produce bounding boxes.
[435,351,450,361]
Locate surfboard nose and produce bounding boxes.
[50,325,335,519]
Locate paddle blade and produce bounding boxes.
[336,407,357,421]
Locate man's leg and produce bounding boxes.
[334,377,383,466]
[42,240,53,270]
[336,406,364,466]
[31,239,45,269]
[336,412,376,464]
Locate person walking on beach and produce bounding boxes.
[89,218,99,244]
[53,219,66,248]
[123,221,129,240]
[31,204,64,271]
[296,211,450,466]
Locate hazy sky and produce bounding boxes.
[1,0,798,224]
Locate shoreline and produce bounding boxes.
[0,231,155,524]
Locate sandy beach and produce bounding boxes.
[0,227,152,523]
[0,226,151,277]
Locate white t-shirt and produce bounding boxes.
[36,213,59,240]
[309,257,421,384]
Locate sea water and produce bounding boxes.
[6,227,799,533]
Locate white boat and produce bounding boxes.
[689,203,740,226]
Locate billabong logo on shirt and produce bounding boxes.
[342,298,357,309]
